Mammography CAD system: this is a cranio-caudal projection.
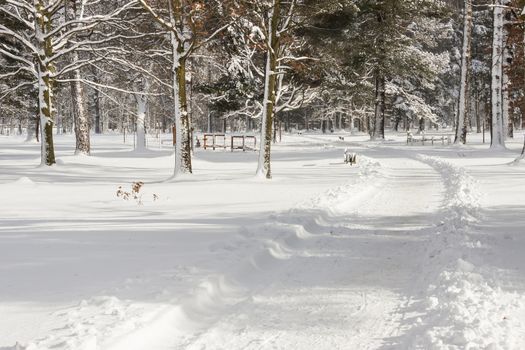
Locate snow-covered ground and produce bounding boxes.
[1,131,525,349]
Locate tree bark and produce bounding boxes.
[66,0,90,155]
[503,44,512,138]
[491,0,505,149]
[455,0,472,144]
[36,1,56,166]
[167,0,192,176]
[70,52,90,155]
[176,55,192,173]
[475,87,481,133]
[135,92,147,151]
[92,68,102,134]
[372,71,386,140]
[256,0,280,179]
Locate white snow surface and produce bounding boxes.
[1,131,525,349]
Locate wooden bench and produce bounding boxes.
[407,133,452,146]
[231,135,257,152]
[203,133,227,150]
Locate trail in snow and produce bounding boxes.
[97,157,391,350]
[4,135,525,350]
[396,155,525,350]
[103,153,446,350]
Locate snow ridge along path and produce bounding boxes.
[403,155,525,350]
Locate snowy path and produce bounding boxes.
[102,153,446,349]
[182,157,443,350]
[2,134,525,349]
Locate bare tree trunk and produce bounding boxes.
[65,0,90,155]
[36,1,56,166]
[372,71,386,140]
[256,0,280,179]
[92,67,102,134]
[475,87,481,133]
[177,56,192,172]
[455,0,472,144]
[491,0,505,149]
[503,44,513,138]
[167,0,192,176]
[71,52,90,155]
[135,92,147,151]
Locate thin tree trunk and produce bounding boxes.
[502,44,511,138]
[35,114,40,142]
[373,71,386,140]
[491,0,505,149]
[92,68,102,134]
[66,0,90,155]
[135,92,147,151]
[455,0,472,144]
[256,0,280,179]
[71,53,90,155]
[475,87,481,133]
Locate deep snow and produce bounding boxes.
[1,131,525,349]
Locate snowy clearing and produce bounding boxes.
[1,132,525,349]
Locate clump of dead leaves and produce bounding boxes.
[117,181,158,205]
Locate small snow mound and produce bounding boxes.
[90,295,121,308]
[412,267,525,350]
[13,177,36,186]
[456,258,475,273]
